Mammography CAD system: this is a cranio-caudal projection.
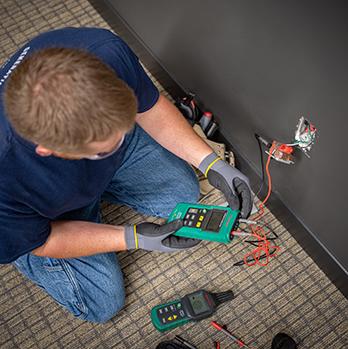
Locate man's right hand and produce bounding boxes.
[124,220,200,253]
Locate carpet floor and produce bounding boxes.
[0,1,347,348]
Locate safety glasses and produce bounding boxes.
[83,135,125,160]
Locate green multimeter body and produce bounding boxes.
[150,290,214,332]
[168,203,239,244]
[151,289,234,332]
[151,298,190,332]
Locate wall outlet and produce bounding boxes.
[294,116,317,157]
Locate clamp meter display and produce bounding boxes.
[151,289,234,332]
[168,203,239,243]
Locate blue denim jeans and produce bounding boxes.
[14,125,200,323]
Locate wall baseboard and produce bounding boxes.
[88,0,348,299]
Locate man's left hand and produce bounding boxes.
[125,220,200,253]
[199,152,252,218]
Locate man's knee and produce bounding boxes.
[56,254,126,324]
[151,169,200,217]
[84,288,125,323]
[178,173,200,204]
[77,256,126,324]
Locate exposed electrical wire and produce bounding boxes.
[202,121,315,267]
[233,118,316,266]
[285,142,300,146]
[233,142,281,267]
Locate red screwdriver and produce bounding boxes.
[211,321,250,348]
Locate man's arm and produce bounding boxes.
[136,94,213,168]
[31,219,194,258]
[137,94,252,218]
[32,221,126,258]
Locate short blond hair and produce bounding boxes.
[4,47,137,152]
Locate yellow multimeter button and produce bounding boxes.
[199,216,204,221]
[196,222,201,228]
[173,315,177,320]
[168,316,173,321]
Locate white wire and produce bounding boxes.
[232,231,253,237]
[238,219,258,225]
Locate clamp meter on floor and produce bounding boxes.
[151,289,234,332]
[168,203,239,244]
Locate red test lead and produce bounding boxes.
[211,321,250,348]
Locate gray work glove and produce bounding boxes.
[199,152,252,218]
[124,220,200,253]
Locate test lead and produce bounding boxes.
[211,321,250,348]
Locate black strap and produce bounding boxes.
[156,340,190,349]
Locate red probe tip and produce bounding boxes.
[211,321,223,331]
[214,341,221,349]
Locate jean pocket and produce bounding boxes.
[42,258,88,320]
[42,258,64,273]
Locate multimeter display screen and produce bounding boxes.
[205,210,226,232]
[188,294,210,315]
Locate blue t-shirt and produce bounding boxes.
[0,27,159,263]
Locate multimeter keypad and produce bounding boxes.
[183,208,207,228]
[157,302,187,324]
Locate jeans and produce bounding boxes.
[14,125,200,323]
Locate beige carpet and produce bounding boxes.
[0,1,347,348]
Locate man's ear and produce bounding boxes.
[35,145,53,157]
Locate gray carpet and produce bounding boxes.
[1,1,347,348]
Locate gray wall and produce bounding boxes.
[107,0,348,272]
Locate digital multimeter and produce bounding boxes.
[168,203,239,243]
[151,289,234,332]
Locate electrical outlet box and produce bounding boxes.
[294,117,317,156]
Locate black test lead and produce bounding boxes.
[175,335,198,349]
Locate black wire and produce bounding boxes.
[233,246,279,267]
[236,223,278,244]
[233,133,276,267]
[233,260,247,267]
[233,222,279,266]
[244,221,279,244]
[233,246,278,267]
[254,133,266,199]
